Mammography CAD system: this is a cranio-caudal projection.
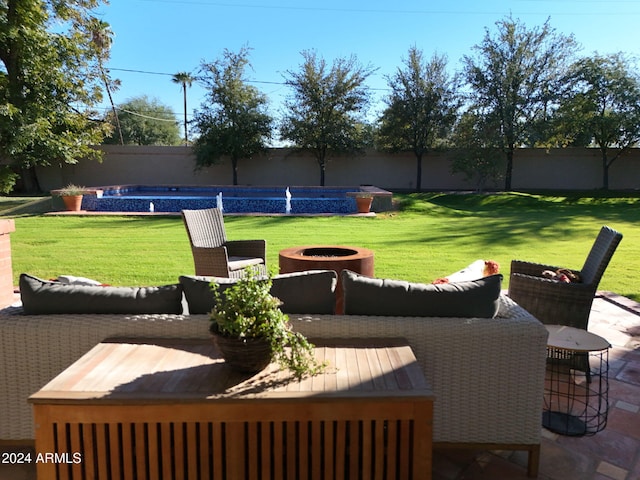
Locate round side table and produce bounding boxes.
[543,325,610,436]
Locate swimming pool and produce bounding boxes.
[82,185,389,214]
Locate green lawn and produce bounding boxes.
[4,192,640,301]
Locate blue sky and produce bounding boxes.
[96,0,640,127]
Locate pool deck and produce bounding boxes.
[44,210,378,217]
[49,185,393,215]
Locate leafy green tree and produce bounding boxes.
[451,111,503,191]
[280,50,375,186]
[103,96,181,145]
[377,47,459,191]
[172,71,194,145]
[462,16,578,190]
[554,53,640,189]
[192,47,272,185]
[0,0,115,192]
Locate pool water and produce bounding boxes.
[82,185,366,214]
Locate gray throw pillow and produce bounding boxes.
[341,269,502,318]
[179,270,337,314]
[19,273,183,315]
[178,275,236,315]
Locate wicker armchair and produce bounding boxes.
[508,225,622,331]
[182,208,266,278]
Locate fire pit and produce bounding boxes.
[279,245,375,314]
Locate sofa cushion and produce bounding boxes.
[341,270,502,318]
[19,273,183,315]
[178,275,234,314]
[179,270,337,314]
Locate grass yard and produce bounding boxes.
[4,192,640,301]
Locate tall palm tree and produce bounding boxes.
[172,72,194,145]
[90,20,123,145]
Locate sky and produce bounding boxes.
[94,0,640,131]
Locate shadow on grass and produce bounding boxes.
[371,192,639,263]
[0,196,52,217]
[398,191,640,220]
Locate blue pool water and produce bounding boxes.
[83,185,365,214]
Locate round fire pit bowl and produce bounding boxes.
[279,245,375,314]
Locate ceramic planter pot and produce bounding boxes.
[355,196,373,213]
[62,195,83,211]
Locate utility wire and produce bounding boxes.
[133,0,640,16]
[107,67,391,91]
[100,65,392,123]
[118,108,178,123]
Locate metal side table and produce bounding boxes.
[543,325,610,436]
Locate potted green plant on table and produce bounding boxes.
[209,269,324,379]
[57,184,86,211]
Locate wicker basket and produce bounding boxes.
[210,325,273,373]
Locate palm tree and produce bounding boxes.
[172,72,194,145]
[90,20,123,145]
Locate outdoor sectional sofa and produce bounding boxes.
[0,270,548,477]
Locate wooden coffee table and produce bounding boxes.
[30,338,433,480]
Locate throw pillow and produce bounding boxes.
[178,275,236,315]
[19,273,183,315]
[432,259,500,284]
[179,270,337,314]
[341,269,502,318]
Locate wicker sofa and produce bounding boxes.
[0,271,548,477]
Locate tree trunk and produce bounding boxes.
[232,157,239,185]
[504,149,514,191]
[602,151,609,190]
[20,166,41,194]
[100,63,123,145]
[415,152,423,192]
[182,85,188,145]
[319,159,326,186]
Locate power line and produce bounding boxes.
[108,67,175,76]
[118,108,178,123]
[133,0,640,16]
[107,67,391,91]
[100,65,394,122]
[108,67,283,85]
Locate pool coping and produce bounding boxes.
[50,184,391,215]
[44,210,377,217]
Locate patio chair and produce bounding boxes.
[508,225,623,331]
[181,208,266,278]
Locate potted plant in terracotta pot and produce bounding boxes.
[355,192,373,213]
[57,184,86,211]
[209,268,325,379]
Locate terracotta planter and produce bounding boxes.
[355,196,373,213]
[62,195,83,211]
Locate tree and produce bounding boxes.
[377,47,459,191]
[172,71,194,145]
[192,47,272,185]
[0,0,115,192]
[103,96,181,145]
[462,16,578,190]
[451,111,504,191]
[280,50,375,186]
[554,53,640,189]
[90,18,122,145]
